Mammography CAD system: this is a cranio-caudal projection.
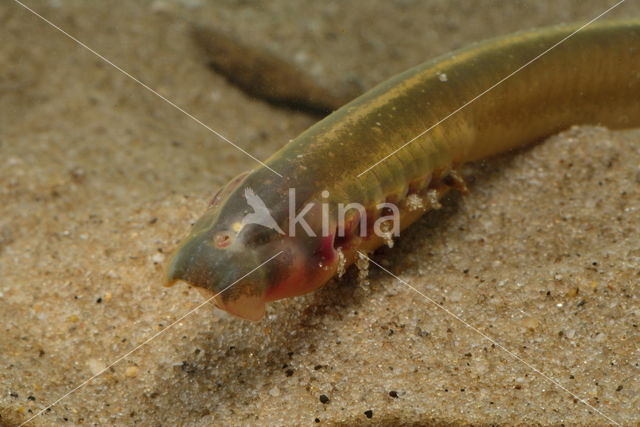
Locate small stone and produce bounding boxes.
[269,386,280,397]
[521,317,539,330]
[88,358,106,376]
[414,326,430,337]
[364,409,373,418]
[389,390,398,398]
[150,0,179,14]
[319,394,329,404]
[616,385,623,391]
[125,366,139,378]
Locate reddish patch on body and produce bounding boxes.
[317,233,336,264]
[265,235,337,302]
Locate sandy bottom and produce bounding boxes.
[1,1,639,425]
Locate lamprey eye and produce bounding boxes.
[213,231,233,248]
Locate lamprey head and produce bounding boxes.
[165,202,281,321]
[164,174,340,321]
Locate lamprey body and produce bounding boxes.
[166,20,640,320]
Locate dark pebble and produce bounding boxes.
[315,418,320,423]
[389,391,398,398]
[10,392,18,398]
[286,369,294,377]
[616,385,623,391]
[414,326,430,337]
[28,395,36,401]
[96,298,102,304]
[364,410,373,419]
[319,394,329,404]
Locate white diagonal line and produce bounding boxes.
[19,251,283,427]
[359,251,620,426]
[13,0,282,178]
[357,0,626,177]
